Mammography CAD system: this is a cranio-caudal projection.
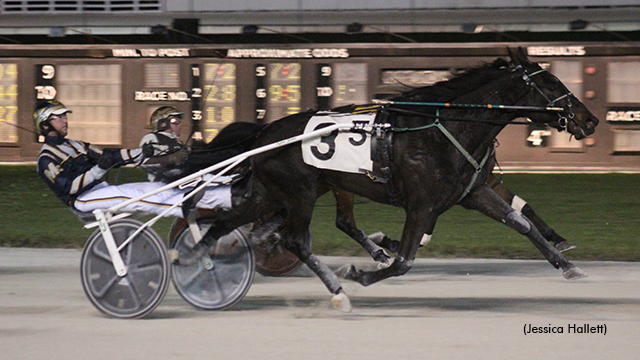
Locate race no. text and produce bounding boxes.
[523,323,606,335]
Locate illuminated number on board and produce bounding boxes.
[41,65,55,79]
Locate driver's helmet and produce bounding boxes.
[150,106,184,132]
[33,100,72,135]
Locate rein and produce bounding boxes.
[384,106,533,126]
[373,63,574,131]
[372,99,563,112]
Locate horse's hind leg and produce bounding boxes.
[332,188,390,265]
[283,228,351,312]
[460,184,587,280]
[487,174,576,252]
[337,208,438,287]
[174,182,277,266]
[282,200,352,312]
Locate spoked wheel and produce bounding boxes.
[80,219,170,319]
[170,220,255,310]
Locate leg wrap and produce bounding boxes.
[420,233,432,246]
[505,211,531,234]
[510,195,527,214]
[304,254,343,295]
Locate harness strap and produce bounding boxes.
[388,109,494,202]
[391,110,481,170]
[369,109,403,206]
[517,66,575,130]
[433,111,479,170]
[458,145,494,202]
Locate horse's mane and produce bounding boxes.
[391,58,511,103]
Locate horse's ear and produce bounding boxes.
[508,47,529,65]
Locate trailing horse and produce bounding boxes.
[178,48,598,312]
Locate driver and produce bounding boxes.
[138,106,189,182]
[35,100,231,218]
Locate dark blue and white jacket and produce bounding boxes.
[37,136,141,206]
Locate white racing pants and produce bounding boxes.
[74,182,232,218]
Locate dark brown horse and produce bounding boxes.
[178,48,598,311]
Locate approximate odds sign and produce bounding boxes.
[228,48,348,59]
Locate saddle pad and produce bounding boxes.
[301,111,375,173]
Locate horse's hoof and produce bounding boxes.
[563,266,588,280]
[331,292,352,313]
[377,258,391,269]
[555,241,577,253]
[334,264,355,279]
[372,249,391,266]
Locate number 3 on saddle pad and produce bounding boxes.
[301,112,375,174]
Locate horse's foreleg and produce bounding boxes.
[337,210,437,287]
[332,188,390,265]
[487,174,576,252]
[460,184,586,280]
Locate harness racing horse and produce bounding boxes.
[178,48,598,311]
[177,69,577,270]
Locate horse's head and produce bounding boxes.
[508,47,598,140]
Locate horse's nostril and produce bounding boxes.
[582,117,598,130]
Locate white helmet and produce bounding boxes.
[33,100,72,135]
[150,106,184,131]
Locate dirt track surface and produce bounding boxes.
[2,248,640,359]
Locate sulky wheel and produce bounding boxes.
[169,217,302,277]
[252,239,303,277]
[170,220,255,311]
[167,209,218,244]
[249,219,303,277]
[80,219,170,319]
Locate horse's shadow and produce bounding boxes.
[230,295,640,318]
[130,294,640,320]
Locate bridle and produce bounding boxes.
[512,64,575,131]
